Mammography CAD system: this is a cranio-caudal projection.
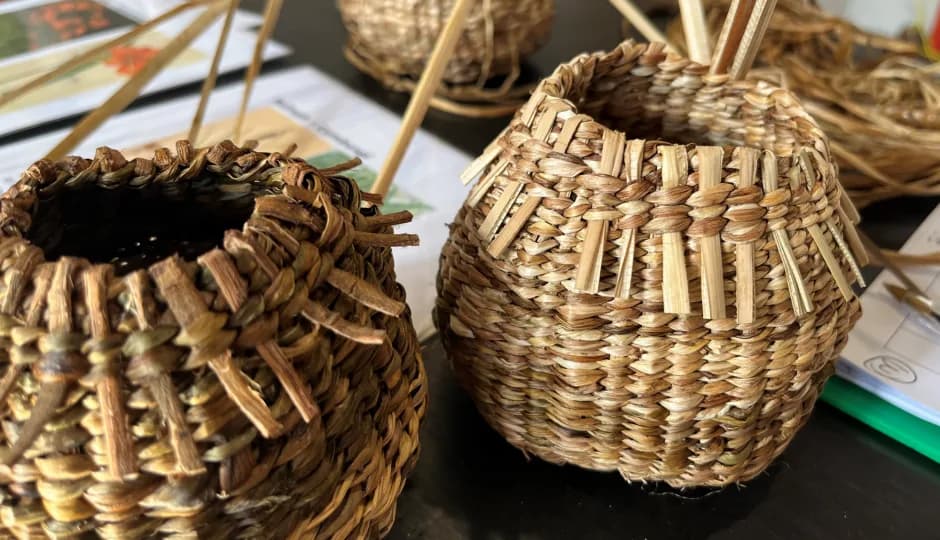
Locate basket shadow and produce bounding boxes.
[388,339,777,540]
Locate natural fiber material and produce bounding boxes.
[337,0,554,116]
[0,141,425,538]
[668,0,940,209]
[437,41,865,487]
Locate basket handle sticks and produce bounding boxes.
[678,0,711,64]
[371,0,476,200]
[609,0,678,52]
[233,0,284,144]
[709,0,777,79]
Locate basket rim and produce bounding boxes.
[0,140,365,294]
[456,40,868,323]
[526,40,829,157]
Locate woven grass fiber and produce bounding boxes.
[667,0,940,209]
[338,0,555,116]
[437,40,866,487]
[0,141,426,538]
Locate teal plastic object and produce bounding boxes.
[821,377,940,464]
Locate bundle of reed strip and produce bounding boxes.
[337,0,555,117]
[437,40,866,487]
[0,141,425,538]
[667,0,940,209]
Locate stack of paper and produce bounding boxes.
[826,202,940,462]
[0,0,289,136]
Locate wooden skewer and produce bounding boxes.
[679,0,712,64]
[189,0,241,143]
[608,0,677,51]
[44,2,226,161]
[0,0,216,110]
[372,0,476,198]
[233,0,284,143]
[709,0,755,75]
[728,0,778,79]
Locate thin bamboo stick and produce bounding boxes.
[679,0,712,64]
[189,0,240,143]
[608,0,677,51]
[709,0,754,75]
[233,0,283,143]
[0,0,215,110]
[372,0,476,198]
[44,2,226,161]
[728,0,777,79]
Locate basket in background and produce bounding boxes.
[337,0,555,116]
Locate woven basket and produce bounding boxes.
[0,141,426,538]
[337,0,554,116]
[436,41,867,487]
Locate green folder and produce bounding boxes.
[821,377,940,464]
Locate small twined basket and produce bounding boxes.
[436,41,867,487]
[0,142,426,538]
[338,0,555,115]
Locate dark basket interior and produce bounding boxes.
[27,175,277,274]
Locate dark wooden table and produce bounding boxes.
[13,1,936,538]
[253,2,940,539]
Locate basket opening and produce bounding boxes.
[28,177,273,274]
[552,54,818,153]
[581,98,716,147]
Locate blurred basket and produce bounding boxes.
[0,141,426,538]
[436,41,866,487]
[337,0,555,116]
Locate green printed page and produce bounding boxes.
[308,150,433,217]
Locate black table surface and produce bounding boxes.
[19,1,938,539]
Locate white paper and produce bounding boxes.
[816,0,939,38]
[0,0,290,136]
[0,66,472,340]
[841,203,940,426]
